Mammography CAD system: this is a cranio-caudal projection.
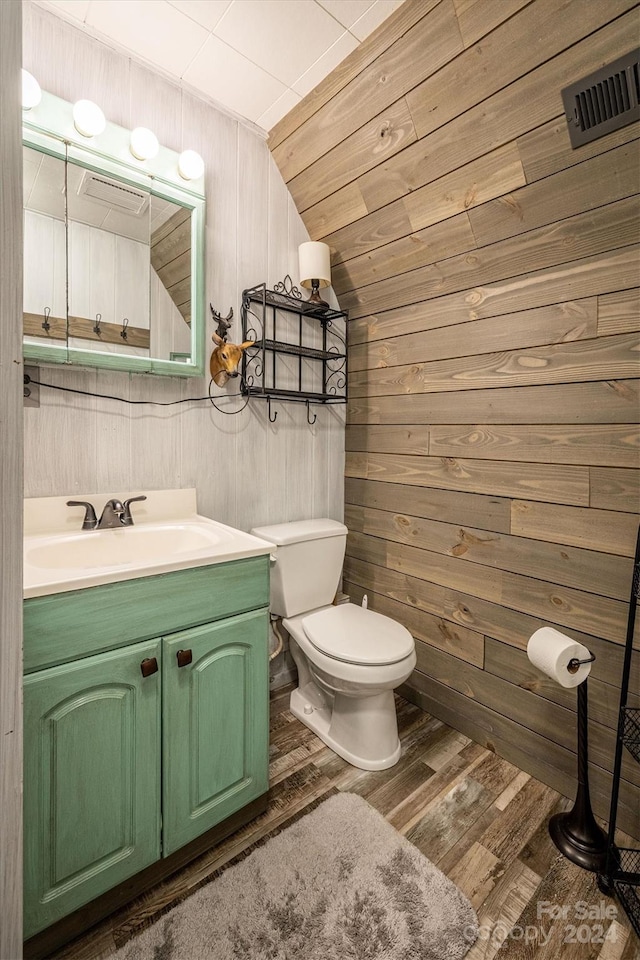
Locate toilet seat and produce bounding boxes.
[302,604,414,666]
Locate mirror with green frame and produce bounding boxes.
[22,92,206,377]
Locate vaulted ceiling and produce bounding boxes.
[32,0,403,130]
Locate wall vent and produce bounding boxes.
[78,171,148,215]
[561,48,639,148]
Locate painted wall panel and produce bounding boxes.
[22,2,344,537]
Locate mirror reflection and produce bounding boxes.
[23,145,193,363]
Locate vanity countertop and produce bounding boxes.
[24,488,273,599]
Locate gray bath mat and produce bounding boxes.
[115,792,478,960]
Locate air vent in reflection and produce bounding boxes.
[78,171,148,215]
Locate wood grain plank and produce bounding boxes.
[429,424,640,468]
[329,142,523,251]
[402,676,639,835]
[598,288,640,336]
[480,778,559,862]
[388,539,628,643]
[483,637,638,733]
[446,840,502,910]
[453,0,533,47]
[468,140,640,247]
[348,299,597,372]
[590,467,640,513]
[496,855,611,960]
[347,246,640,345]
[411,644,631,786]
[511,500,640,557]
[267,0,438,149]
[407,777,494,865]
[349,332,639,398]
[331,213,475,292]
[346,424,430,455]
[517,115,640,184]
[342,196,640,318]
[342,557,632,690]
[347,379,640,426]
[345,451,590,505]
[406,0,638,139]
[466,859,543,960]
[271,0,463,183]
[344,477,512,533]
[344,501,633,599]
[324,202,414,265]
[302,180,368,240]
[401,141,526,233]
[23,311,66,341]
[358,7,640,211]
[289,98,416,215]
[345,579,485,667]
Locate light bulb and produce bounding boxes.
[178,149,204,181]
[22,70,42,110]
[130,127,159,161]
[72,99,106,138]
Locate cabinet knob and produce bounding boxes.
[176,649,193,668]
[140,657,159,678]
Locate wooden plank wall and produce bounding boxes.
[269,0,640,838]
[150,207,192,325]
[0,2,24,955]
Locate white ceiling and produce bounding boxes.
[32,0,404,131]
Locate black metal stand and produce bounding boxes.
[596,524,640,936]
[549,679,608,872]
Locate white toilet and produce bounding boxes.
[251,519,416,771]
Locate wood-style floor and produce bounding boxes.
[50,688,639,960]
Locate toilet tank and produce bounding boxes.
[250,519,348,618]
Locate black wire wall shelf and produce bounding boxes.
[240,280,347,418]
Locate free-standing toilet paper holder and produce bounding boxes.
[549,657,608,873]
[567,653,596,673]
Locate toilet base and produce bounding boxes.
[290,684,402,771]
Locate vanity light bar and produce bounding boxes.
[23,72,205,182]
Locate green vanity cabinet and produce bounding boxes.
[162,610,269,856]
[23,638,162,938]
[23,556,270,942]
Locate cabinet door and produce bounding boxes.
[162,609,269,856]
[23,639,161,938]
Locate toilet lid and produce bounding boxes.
[302,604,414,666]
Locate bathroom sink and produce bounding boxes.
[26,521,234,569]
[24,489,273,598]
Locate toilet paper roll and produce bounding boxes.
[527,627,592,688]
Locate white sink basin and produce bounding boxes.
[26,521,235,570]
[24,490,273,598]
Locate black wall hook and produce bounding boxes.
[120,317,129,341]
[93,313,102,336]
[306,400,317,425]
[267,397,278,423]
[42,306,51,334]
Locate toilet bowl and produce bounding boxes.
[285,603,416,770]
[250,519,417,771]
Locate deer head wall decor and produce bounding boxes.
[208,305,254,387]
[209,332,255,386]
